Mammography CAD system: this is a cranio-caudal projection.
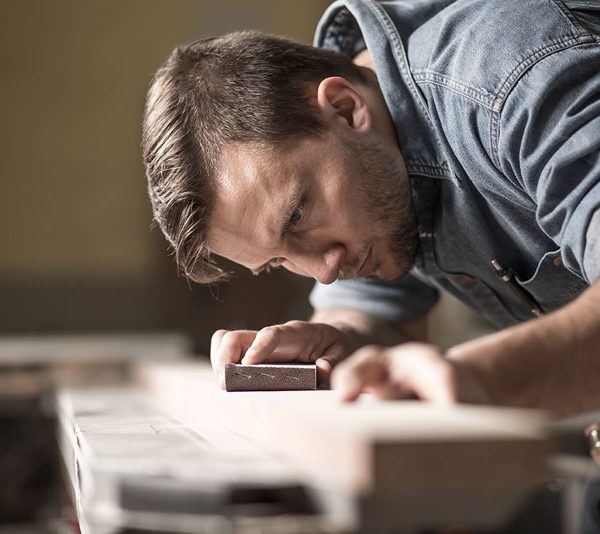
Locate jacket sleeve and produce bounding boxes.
[495,37,600,283]
[310,273,439,323]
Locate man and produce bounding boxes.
[143,0,600,416]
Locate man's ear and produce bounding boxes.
[316,76,371,133]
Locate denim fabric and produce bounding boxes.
[310,0,600,329]
[586,210,600,282]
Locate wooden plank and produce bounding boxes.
[135,360,550,531]
[135,361,549,491]
[56,386,341,533]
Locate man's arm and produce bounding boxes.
[447,279,600,416]
[311,307,427,353]
[309,307,427,374]
[332,280,600,416]
[207,275,436,385]
[210,306,428,388]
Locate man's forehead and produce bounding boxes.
[207,142,301,263]
[216,143,281,194]
[213,143,293,217]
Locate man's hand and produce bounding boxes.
[210,320,353,388]
[331,342,491,404]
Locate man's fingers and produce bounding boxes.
[211,330,258,387]
[315,348,352,387]
[388,344,457,404]
[365,381,414,400]
[241,321,330,365]
[242,325,287,364]
[210,321,353,389]
[210,329,227,371]
[331,343,460,404]
[331,346,389,402]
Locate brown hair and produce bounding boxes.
[142,30,367,283]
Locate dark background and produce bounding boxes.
[0,0,488,356]
[0,1,332,355]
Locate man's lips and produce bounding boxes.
[356,247,374,278]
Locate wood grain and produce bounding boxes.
[135,360,551,531]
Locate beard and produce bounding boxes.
[340,135,418,281]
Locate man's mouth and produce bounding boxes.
[356,247,374,278]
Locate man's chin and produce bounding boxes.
[373,260,414,281]
[340,267,410,282]
[338,250,416,282]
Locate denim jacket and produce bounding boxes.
[310,0,600,329]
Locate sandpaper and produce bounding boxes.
[224,363,317,392]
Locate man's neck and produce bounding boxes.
[353,48,375,71]
[352,48,399,148]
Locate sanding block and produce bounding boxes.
[224,363,317,392]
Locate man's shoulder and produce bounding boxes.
[405,0,592,102]
[316,0,594,123]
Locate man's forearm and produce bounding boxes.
[447,280,600,416]
[311,307,427,354]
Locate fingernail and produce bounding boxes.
[316,360,332,374]
[241,349,253,365]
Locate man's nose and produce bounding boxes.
[296,244,345,285]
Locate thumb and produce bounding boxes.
[315,342,354,387]
[314,357,334,386]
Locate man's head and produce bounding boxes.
[143,31,417,284]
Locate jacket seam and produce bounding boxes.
[367,3,433,126]
[367,1,457,182]
[491,34,594,114]
[489,34,596,168]
[413,70,495,109]
[407,165,453,180]
[551,0,590,34]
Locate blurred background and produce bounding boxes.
[0,0,333,356]
[0,0,489,356]
[0,2,495,531]
[1,5,336,529]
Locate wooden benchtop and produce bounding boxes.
[135,360,549,499]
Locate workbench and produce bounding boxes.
[56,360,554,533]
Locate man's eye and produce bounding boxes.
[290,202,304,225]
